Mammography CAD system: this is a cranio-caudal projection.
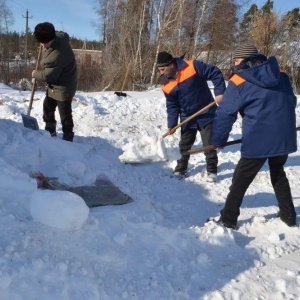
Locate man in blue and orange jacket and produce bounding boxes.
[211,44,297,229]
[157,51,226,182]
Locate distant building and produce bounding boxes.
[72,49,102,66]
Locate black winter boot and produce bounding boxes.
[214,217,237,230]
[278,211,296,227]
[174,159,188,175]
[62,132,74,142]
[45,122,57,137]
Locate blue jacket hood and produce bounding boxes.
[235,56,280,88]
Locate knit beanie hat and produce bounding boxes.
[34,22,56,43]
[157,51,174,67]
[233,44,258,59]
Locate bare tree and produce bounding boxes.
[239,3,258,43]
[280,8,300,92]
[191,0,209,58]
[91,0,299,92]
[0,0,14,83]
[0,0,13,33]
[203,0,238,64]
[249,8,282,56]
[150,0,186,85]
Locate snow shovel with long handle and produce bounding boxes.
[184,126,300,156]
[119,101,217,164]
[162,101,217,138]
[21,44,43,130]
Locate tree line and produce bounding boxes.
[1,0,300,92]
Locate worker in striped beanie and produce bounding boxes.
[211,42,297,229]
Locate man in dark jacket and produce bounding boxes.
[32,22,77,142]
[211,44,297,228]
[157,51,226,182]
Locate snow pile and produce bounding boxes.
[30,190,89,231]
[0,82,299,299]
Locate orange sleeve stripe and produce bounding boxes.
[162,60,197,94]
[230,74,246,86]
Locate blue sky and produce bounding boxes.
[8,0,300,42]
[9,0,99,41]
[252,0,299,12]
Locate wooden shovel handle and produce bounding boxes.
[27,44,43,115]
[186,139,241,155]
[162,101,217,138]
[186,126,300,155]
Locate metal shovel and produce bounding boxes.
[21,44,43,130]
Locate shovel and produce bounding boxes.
[162,101,217,138]
[119,101,217,164]
[184,126,300,155]
[184,139,241,155]
[21,44,43,130]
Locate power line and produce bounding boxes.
[22,9,32,67]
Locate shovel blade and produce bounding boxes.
[118,136,168,164]
[21,114,39,131]
[119,157,166,164]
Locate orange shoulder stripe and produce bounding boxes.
[230,70,286,86]
[162,60,197,94]
[162,81,177,94]
[230,74,246,86]
[177,60,197,84]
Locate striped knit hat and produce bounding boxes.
[233,44,258,59]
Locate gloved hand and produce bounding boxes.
[214,95,223,104]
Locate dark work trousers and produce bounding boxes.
[179,123,218,174]
[221,155,295,224]
[43,95,74,134]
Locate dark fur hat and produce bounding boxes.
[34,22,56,43]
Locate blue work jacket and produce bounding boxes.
[212,55,297,158]
[161,58,225,129]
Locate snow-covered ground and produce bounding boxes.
[0,82,300,300]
